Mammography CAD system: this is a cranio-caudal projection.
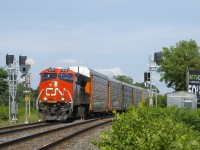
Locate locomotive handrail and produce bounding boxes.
[36,89,45,110]
[63,89,73,111]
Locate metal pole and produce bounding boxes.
[24,73,29,124]
[7,58,18,124]
[28,73,31,117]
[156,88,157,107]
[149,55,153,106]
[186,66,189,91]
[9,90,10,121]
[148,54,157,106]
[24,68,31,123]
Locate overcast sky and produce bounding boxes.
[0,0,200,94]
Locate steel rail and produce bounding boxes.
[0,121,45,131]
[38,119,112,150]
[0,118,101,148]
[0,122,59,135]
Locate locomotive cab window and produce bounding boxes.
[41,73,57,81]
[58,73,73,82]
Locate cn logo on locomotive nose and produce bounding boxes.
[46,88,64,96]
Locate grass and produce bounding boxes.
[0,106,39,127]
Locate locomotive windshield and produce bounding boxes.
[41,73,57,81]
[58,73,73,82]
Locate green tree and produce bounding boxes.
[0,67,9,106]
[134,82,160,94]
[134,82,146,88]
[30,87,39,109]
[16,82,38,108]
[0,90,9,106]
[0,67,8,95]
[16,82,26,107]
[153,94,167,107]
[157,40,200,91]
[113,75,133,85]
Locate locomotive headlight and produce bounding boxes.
[61,97,65,101]
[54,81,58,87]
[44,97,47,101]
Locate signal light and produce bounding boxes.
[19,55,27,65]
[154,52,162,63]
[144,72,150,82]
[20,64,29,74]
[6,54,14,65]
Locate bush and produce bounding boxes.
[93,105,200,149]
[0,106,9,120]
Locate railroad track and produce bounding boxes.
[0,121,52,135]
[0,117,112,150]
[0,121,45,131]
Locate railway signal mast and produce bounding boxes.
[148,55,156,105]
[19,56,34,124]
[6,54,18,124]
[6,54,33,124]
[146,52,161,106]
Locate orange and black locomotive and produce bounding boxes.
[38,66,149,121]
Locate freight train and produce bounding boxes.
[37,66,150,121]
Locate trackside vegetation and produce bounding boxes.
[0,106,39,126]
[93,105,200,149]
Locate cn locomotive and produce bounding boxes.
[38,66,149,121]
